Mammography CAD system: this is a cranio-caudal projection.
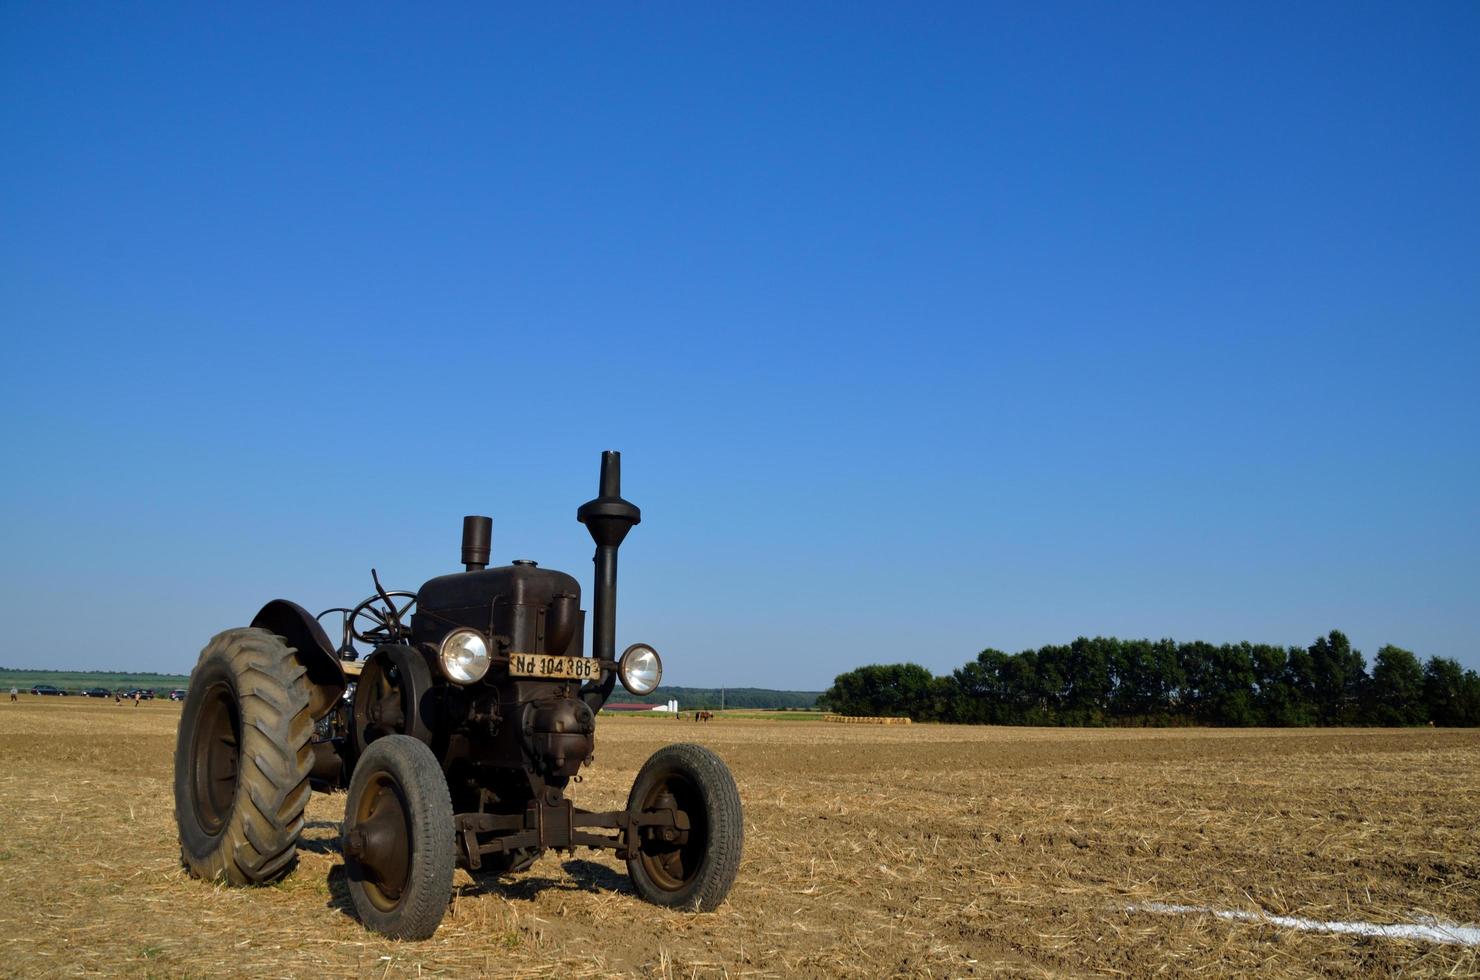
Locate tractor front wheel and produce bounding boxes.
[342,735,455,940]
[174,628,314,884]
[625,743,743,911]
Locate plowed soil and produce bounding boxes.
[1,700,1476,977]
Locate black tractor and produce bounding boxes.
[173,452,742,939]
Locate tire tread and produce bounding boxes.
[626,742,744,912]
[343,735,455,940]
[175,627,315,886]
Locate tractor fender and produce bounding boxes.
[251,599,346,720]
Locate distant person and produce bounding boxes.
[114,691,122,705]
[8,687,16,703]
[133,691,141,707]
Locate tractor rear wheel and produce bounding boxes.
[342,735,455,940]
[625,743,743,911]
[174,628,315,884]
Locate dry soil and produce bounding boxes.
[1,700,1476,977]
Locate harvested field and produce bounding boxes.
[1,699,1477,977]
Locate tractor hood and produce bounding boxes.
[411,563,583,660]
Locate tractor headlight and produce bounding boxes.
[618,643,662,696]
[439,629,490,684]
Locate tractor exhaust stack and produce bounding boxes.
[577,451,640,667]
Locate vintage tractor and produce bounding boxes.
[173,451,742,939]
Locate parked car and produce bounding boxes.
[30,684,66,696]
[168,689,187,701]
[121,688,156,700]
[80,687,112,698]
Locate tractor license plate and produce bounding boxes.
[509,653,601,681]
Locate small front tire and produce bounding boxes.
[342,735,455,940]
[625,743,743,911]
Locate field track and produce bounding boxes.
[1,699,1477,977]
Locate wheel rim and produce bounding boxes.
[349,772,413,912]
[190,682,240,836]
[353,656,416,750]
[636,773,707,892]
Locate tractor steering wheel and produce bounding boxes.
[350,590,418,645]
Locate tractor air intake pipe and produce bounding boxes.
[462,515,492,571]
[576,450,640,710]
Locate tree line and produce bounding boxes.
[820,631,1480,726]
[0,668,191,692]
[631,686,823,710]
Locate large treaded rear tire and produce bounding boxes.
[626,743,743,911]
[174,627,314,885]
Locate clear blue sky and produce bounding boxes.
[2,3,1476,689]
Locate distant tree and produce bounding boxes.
[1204,643,1258,726]
[1423,656,1469,726]
[820,667,868,715]
[1007,649,1058,724]
[950,649,1011,724]
[1175,641,1220,722]
[1308,630,1367,725]
[924,675,959,722]
[1364,646,1427,725]
[1061,637,1115,724]
[824,631,1471,729]
[1109,638,1181,722]
[821,663,938,719]
[1250,644,1292,725]
[988,651,1036,728]
[1279,645,1319,725]
[1460,669,1480,726]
